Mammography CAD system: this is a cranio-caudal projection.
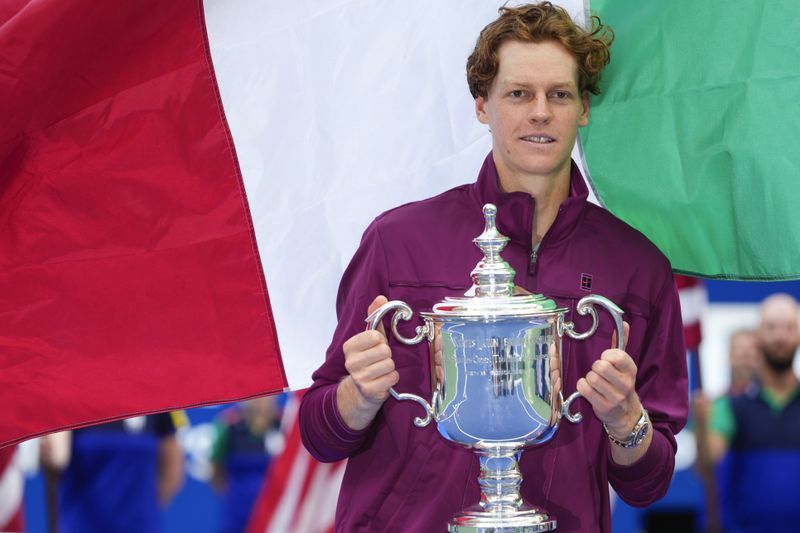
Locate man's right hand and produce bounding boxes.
[336,295,400,431]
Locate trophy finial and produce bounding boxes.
[483,203,497,222]
[471,203,516,297]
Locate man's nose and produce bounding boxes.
[528,96,553,123]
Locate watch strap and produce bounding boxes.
[604,408,650,449]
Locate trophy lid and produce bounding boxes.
[425,204,560,318]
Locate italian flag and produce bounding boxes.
[0,0,795,447]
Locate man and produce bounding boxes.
[694,328,762,445]
[708,293,800,532]
[692,328,760,530]
[726,329,761,395]
[299,3,687,531]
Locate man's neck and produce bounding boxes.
[497,166,571,245]
[531,189,567,245]
[762,368,799,403]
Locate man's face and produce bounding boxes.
[475,40,589,193]
[758,297,800,373]
[729,331,760,385]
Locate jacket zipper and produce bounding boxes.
[527,244,539,294]
[529,205,563,278]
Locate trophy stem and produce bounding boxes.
[477,449,524,513]
[448,446,556,532]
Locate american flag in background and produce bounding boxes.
[676,274,705,352]
[0,446,24,532]
[675,274,707,392]
[246,392,343,533]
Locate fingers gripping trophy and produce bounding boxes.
[366,204,624,532]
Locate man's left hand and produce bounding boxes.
[575,322,643,439]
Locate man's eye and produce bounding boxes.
[510,90,526,98]
[552,91,570,99]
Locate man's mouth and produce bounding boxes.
[521,135,555,144]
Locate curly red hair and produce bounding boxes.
[467,2,614,98]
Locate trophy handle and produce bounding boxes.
[560,391,584,423]
[559,295,625,424]
[560,295,624,348]
[365,300,434,427]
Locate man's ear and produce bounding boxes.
[475,96,490,125]
[579,90,590,127]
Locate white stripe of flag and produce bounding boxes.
[204,0,589,390]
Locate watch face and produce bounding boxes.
[634,423,649,444]
[605,410,650,448]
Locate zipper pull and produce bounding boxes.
[530,249,538,265]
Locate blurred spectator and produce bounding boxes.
[727,329,761,395]
[692,329,762,463]
[40,413,185,533]
[211,396,283,533]
[692,329,761,533]
[705,293,800,532]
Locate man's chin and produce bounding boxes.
[763,351,795,373]
[514,158,571,180]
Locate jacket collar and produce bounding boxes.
[471,152,589,248]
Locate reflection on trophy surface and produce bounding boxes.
[434,320,561,446]
[368,203,624,532]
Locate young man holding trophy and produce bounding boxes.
[300,3,688,531]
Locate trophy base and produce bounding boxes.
[447,505,556,532]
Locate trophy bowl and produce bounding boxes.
[366,204,624,532]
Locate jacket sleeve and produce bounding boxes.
[607,271,689,506]
[299,220,390,462]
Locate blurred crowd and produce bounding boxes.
[692,293,800,532]
[12,394,286,533]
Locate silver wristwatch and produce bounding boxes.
[604,409,651,449]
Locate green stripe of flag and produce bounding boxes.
[582,0,800,280]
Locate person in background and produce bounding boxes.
[211,395,283,533]
[706,293,800,532]
[692,328,761,532]
[694,328,762,431]
[726,329,761,395]
[40,413,185,533]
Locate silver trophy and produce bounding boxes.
[367,204,624,532]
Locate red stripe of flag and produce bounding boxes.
[0,0,286,446]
